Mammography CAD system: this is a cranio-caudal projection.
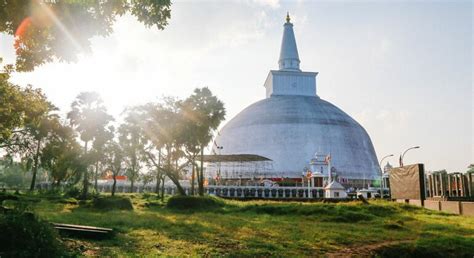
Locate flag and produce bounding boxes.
[324,154,331,164]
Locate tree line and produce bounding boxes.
[0,69,225,199]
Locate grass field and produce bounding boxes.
[6,194,474,257]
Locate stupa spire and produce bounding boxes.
[279,12,301,71]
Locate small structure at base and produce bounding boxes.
[324,181,347,199]
[357,188,378,199]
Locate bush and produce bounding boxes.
[166,195,225,210]
[0,209,70,257]
[0,192,19,203]
[64,187,81,199]
[92,196,134,210]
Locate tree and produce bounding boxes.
[0,70,52,151]
[0,71,24,144]
[2,86,60,191]
[181,87,226,195]
[119,108,146,192]
[0,157,31,189]
[40,123,84,187]
[104,140,123,197]
[90,125,114,191]
[1,0,171,72]
[140,172,154,189]
[139,99,188,195]
[67,92,113,198]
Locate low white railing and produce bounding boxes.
[36,183,326,199]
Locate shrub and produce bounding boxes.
[0,192,19,203]
[166,195,225,210]
[0,209,70,257]
[64,187,81,199]
[92,196,134,210]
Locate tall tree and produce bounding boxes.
[90,125,114,191]
[67,92,113,198]
[181,87,226,195]
[104,139,123,197]
[118,108,146,192]
[139,99,188,195]
[0,0,171,72]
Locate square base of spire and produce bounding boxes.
[264,70,318,98]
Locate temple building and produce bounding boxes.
[211,14,380,187]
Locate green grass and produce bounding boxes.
[9,194,474,256]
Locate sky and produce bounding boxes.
[1,0,472,172]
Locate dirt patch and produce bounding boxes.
[325,240,414,257]
[63,238,100,256]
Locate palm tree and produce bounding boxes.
[67,92,113,198]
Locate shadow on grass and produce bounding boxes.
[224,201,404,222]
[374,236,474,258]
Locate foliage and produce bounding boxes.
[181,87,226,195]
[92,196,133,210]
[0,160,31,188]
[139,98,188,195]
[104,140,124,196]
[0,76,24,143]
[67,92,113,149]
[67,92,113,198]
[138,88,226,196]
[40,122,84,186]
[64,186,82,199]
[0,0,171,71]
[166,195,225,210]
[119,108,146,191]
[0,79,51,150]
[0,208,69,257]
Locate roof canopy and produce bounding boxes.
[202,154,272,163]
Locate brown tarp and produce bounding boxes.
[389,164,425,200]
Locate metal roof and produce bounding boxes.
[202,154,272,163]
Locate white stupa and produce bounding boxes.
[213,14,380,186]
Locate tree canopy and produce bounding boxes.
[0,0,171,71]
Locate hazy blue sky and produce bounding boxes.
[1,0,472,172]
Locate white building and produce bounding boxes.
[324,181,347,199]
[212,14,380,187]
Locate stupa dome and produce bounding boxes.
[213,14,380,183]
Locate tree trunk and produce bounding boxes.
[168,173,186,195]
[191,160,195,195]
[130,174,135,193]
[155,149,162,194]
[29,138,42,191]
[198,146,204,196]
[94,160,99,192]
[81,141,89,199]
[160,175,165,202]
[111,174,117,197]
[155,170,161,195]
